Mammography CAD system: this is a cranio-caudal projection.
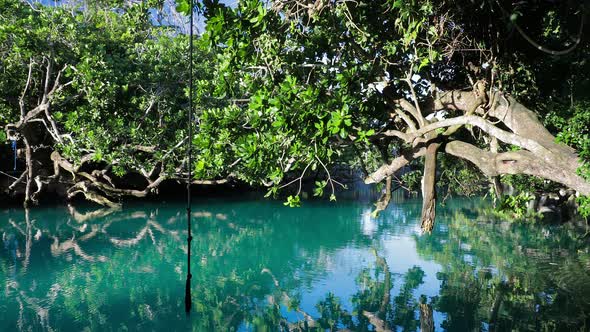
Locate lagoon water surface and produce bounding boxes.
[1,198,589,331]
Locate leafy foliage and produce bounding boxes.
[1,0,589,217]
[495,192,537,220]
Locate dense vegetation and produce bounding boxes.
[1,0,589,228]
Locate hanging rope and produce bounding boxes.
[184,0,194,314]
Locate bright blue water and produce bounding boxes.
[1,197,589,331]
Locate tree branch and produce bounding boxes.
[410,115,548,155]
[19,59,34,120]
[446,140,590,195]
[365,147,427,184]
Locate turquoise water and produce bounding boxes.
[1,197,589,331]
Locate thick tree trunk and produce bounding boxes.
[421,141,440,232]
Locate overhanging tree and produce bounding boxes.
[1,0,226,207]
[186,0,590,230]
[2,0,589,229]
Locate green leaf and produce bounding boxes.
[418,58,429,71]
[284,195,301,207]
[196,160,205,172]
[175,0,190,15]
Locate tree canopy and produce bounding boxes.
[1,0,589,227]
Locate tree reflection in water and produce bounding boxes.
[416,201,590,331]
[0,199,589,331]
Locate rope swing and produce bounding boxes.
[184,0,194,314]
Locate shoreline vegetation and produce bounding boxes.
[1,0,589,229]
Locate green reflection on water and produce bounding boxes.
[0,198,589,331]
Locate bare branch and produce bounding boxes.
[365,147,427,184]
[391,106,417,132]
[396,98,426,129]
[401,61,427,128]
[42,57,53,103]
[19,59,34,120]
[410,115,548,155]
[8,171,27,191]
[381,129,414,142]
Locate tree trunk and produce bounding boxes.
[419,303,434,332]
[421,142,440,232]
[23,137,34,207]
[489,137,503,201]
[488,282,505,332]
